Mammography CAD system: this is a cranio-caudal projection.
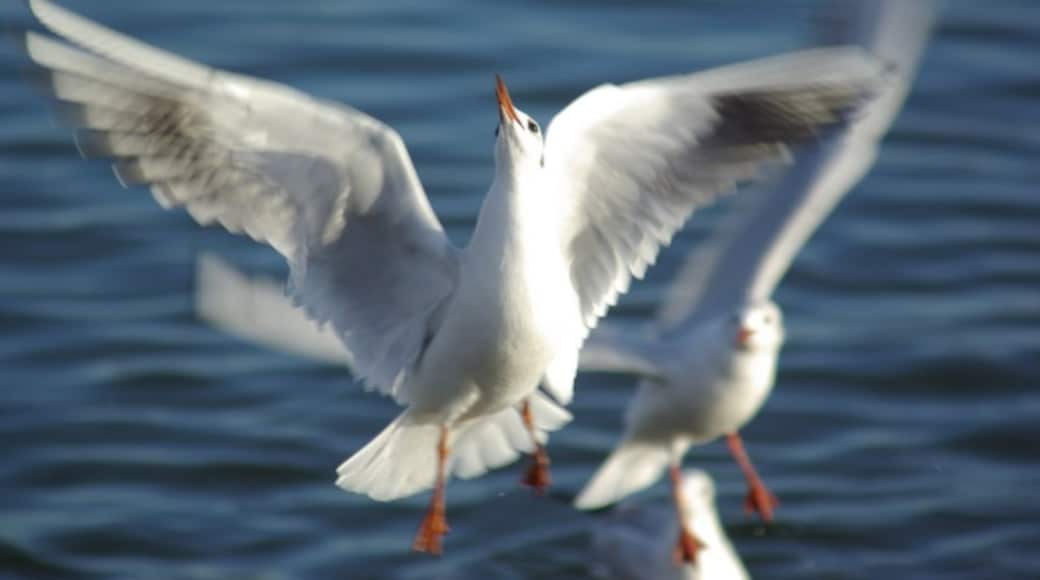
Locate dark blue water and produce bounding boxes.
[2,1,1038,578]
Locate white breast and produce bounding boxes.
[407,177,571,419]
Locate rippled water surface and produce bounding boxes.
[2,1,1039,578]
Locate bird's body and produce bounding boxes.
[346,166,573,482]
[575,302,786,524]
[626,307,781,449]
[21,0,886,555]
[404,177,566,422]
[332,81,578,522]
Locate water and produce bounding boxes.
[1,1,1038,578]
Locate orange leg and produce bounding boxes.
[726,432,779,522]
[670,463,703,564]
[519,400,551,494]
[413,426,451,555]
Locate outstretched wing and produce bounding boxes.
[22,0,458,402]
[548,47,885,398]
[656,0,936,335]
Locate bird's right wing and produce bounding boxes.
[22,0,459,402]
[656,0,936,335]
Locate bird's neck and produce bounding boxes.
[493,154,542,197]
[479,162,549,236]
[465,165,558,285]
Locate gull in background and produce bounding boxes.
[19,0,884,554]
[590,469,749,580]
[573,0,936,562]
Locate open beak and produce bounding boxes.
[496,74,519,124]
[736,327,754,347]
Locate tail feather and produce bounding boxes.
[574,440,671,510]
[452,391,572,480]
[336,411,441,501]
[530,388,573,432]
[336,392,573,501]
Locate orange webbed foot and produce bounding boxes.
[413,495,450,555]
[744,478,780,522]
[672,526,704,565]
[522,446,551,494]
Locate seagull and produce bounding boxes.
[19,0,884,555]
[572,0,936,562]
[590,469,749,580]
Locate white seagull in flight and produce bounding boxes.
[573,0,936,562]
[20,0,883,555]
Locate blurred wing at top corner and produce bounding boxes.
[654,0,937,337]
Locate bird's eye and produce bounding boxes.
[527,120,539,133]
[494,127,499,137]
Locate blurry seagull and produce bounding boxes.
[20,0,883,555]
[573,0,936,561]
[591,469,749,580]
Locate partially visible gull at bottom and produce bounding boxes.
[590,469,749,580]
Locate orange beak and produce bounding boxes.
[736,327,754,347]
[496,74,519,124]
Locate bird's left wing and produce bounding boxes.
[545,47,884,402]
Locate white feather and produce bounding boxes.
[338,391,571,499]
[574,440,671,510]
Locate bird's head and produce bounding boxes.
[494,75,544,174]
[729,301,784,352]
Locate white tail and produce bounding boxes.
[335,411,441,501]
[336,391,572,501]
[574,440,671,510]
